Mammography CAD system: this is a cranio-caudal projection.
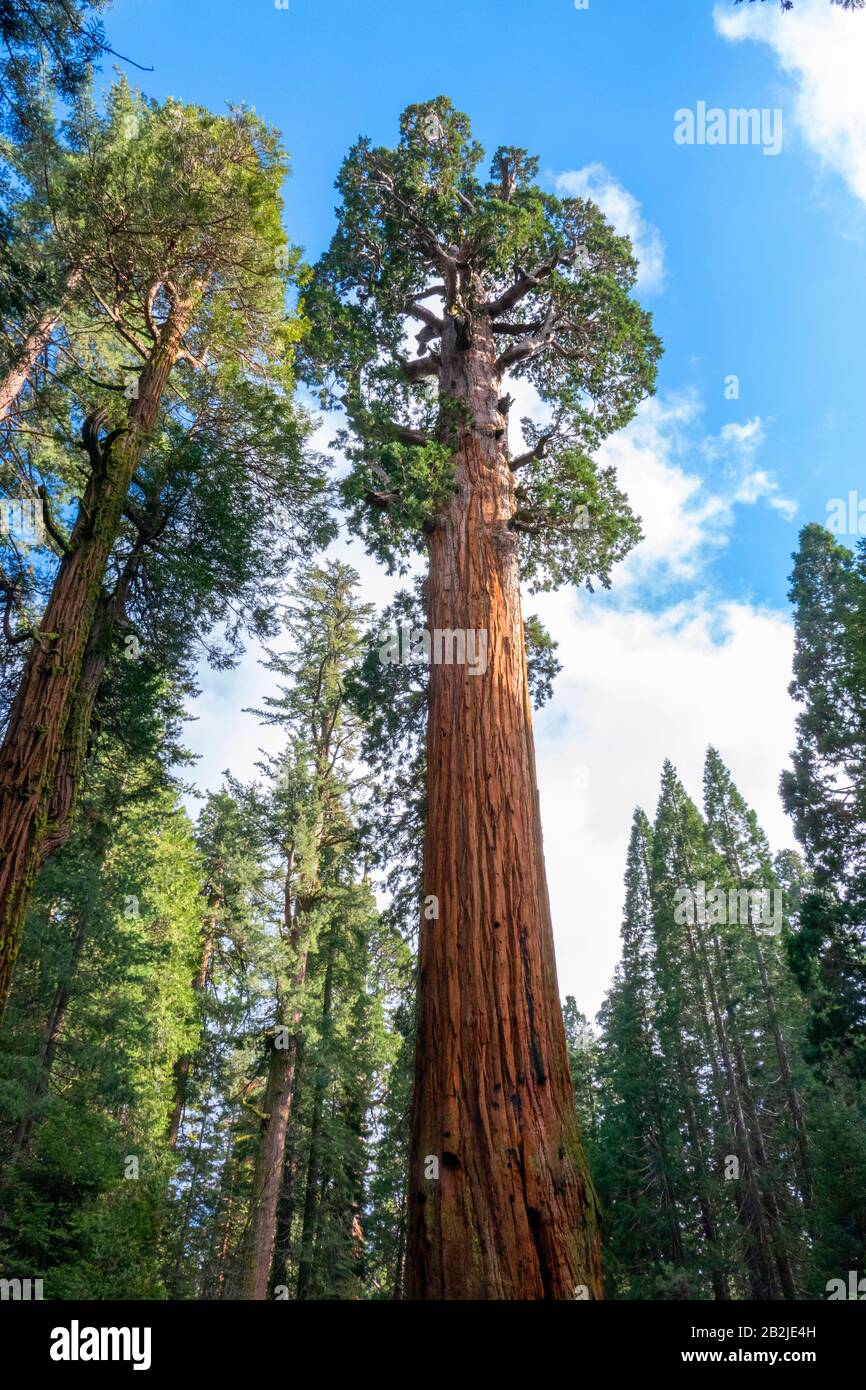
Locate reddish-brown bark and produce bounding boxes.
[0,293,195,1017]
[37,579,130,865]
[0,270,81,426]
[239,870,308,1301]
[406,311,602,1300]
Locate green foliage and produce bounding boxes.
[781,526,866,1079]
[0,694,204,1298]
[0,1,112,137]
[592,751,866,1300]
[301,96,660,591]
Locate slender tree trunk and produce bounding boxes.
[0,293,195,1017]
[673,1039,730,1301]
[238,1027,303,1299]
[296,941,335,1301]
[689,916,781,1299]
[269,1067,303,1298]
[392,1187,407,1301]
[675,823,784,1298]
[239,866,307,1301]
[716,806,813,1203]
[0,270,81,425]
[175,1093,212,1276]
[198,1128,233,1300]
[707,924,798,1299]
[645,1106,686,1268]
[747,919,812,1204]
[346,1097,366,1293]
[406,311,601,1300]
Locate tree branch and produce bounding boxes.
[509,431,553,472]
[407,285,447,303]
[0,582,32,646]
[340,396,432,449]
[144,281,162,343]
[405,299,445,336]
[495,302,557,372]
[397,352,441,382]
[37,485,71,555]
[487,252,561,319]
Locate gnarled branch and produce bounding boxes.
[495,302,557,373]
[37,485,71,556]
[398,352,441,382]
[509,432,553,472]
[487,251,561,319]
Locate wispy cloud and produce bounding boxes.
[714,0,866,205]
[554,163,667,293]
[592,395,797,589]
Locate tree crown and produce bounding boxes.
[302,97,661,590]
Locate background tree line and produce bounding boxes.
[1,0,864,1302]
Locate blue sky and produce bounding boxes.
[101,0,866,1014]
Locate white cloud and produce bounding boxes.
[554,164,667,293]
[531,591,798,1017]
[715,0,866,205]
[184,386,800,1023]
[592,395,797,588]
[701,417,798,521]
[506,377,796,589]
[188,573,799,1023]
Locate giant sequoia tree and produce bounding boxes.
[0,86,327,1014]
[303,98,660,1299]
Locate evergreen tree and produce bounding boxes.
[0,665,203,1298]
[0,84,331,1014]
[302,97,659,1299]
[594,760,827,1300]
[781,526,866,1080]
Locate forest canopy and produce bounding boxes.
[0,0,864,1314]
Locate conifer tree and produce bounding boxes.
[301,101,659,1295]
[0,84,330,1014]
[238,562,372,1299]
[781,526,866,1080]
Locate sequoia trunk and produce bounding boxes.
[0,295,194,1017]
[406,312,602,1300]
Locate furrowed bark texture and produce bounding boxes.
[0,296,194,1017]
[406,312,602,1300]
[239,1027,303,1300]
[37,578,132,866]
